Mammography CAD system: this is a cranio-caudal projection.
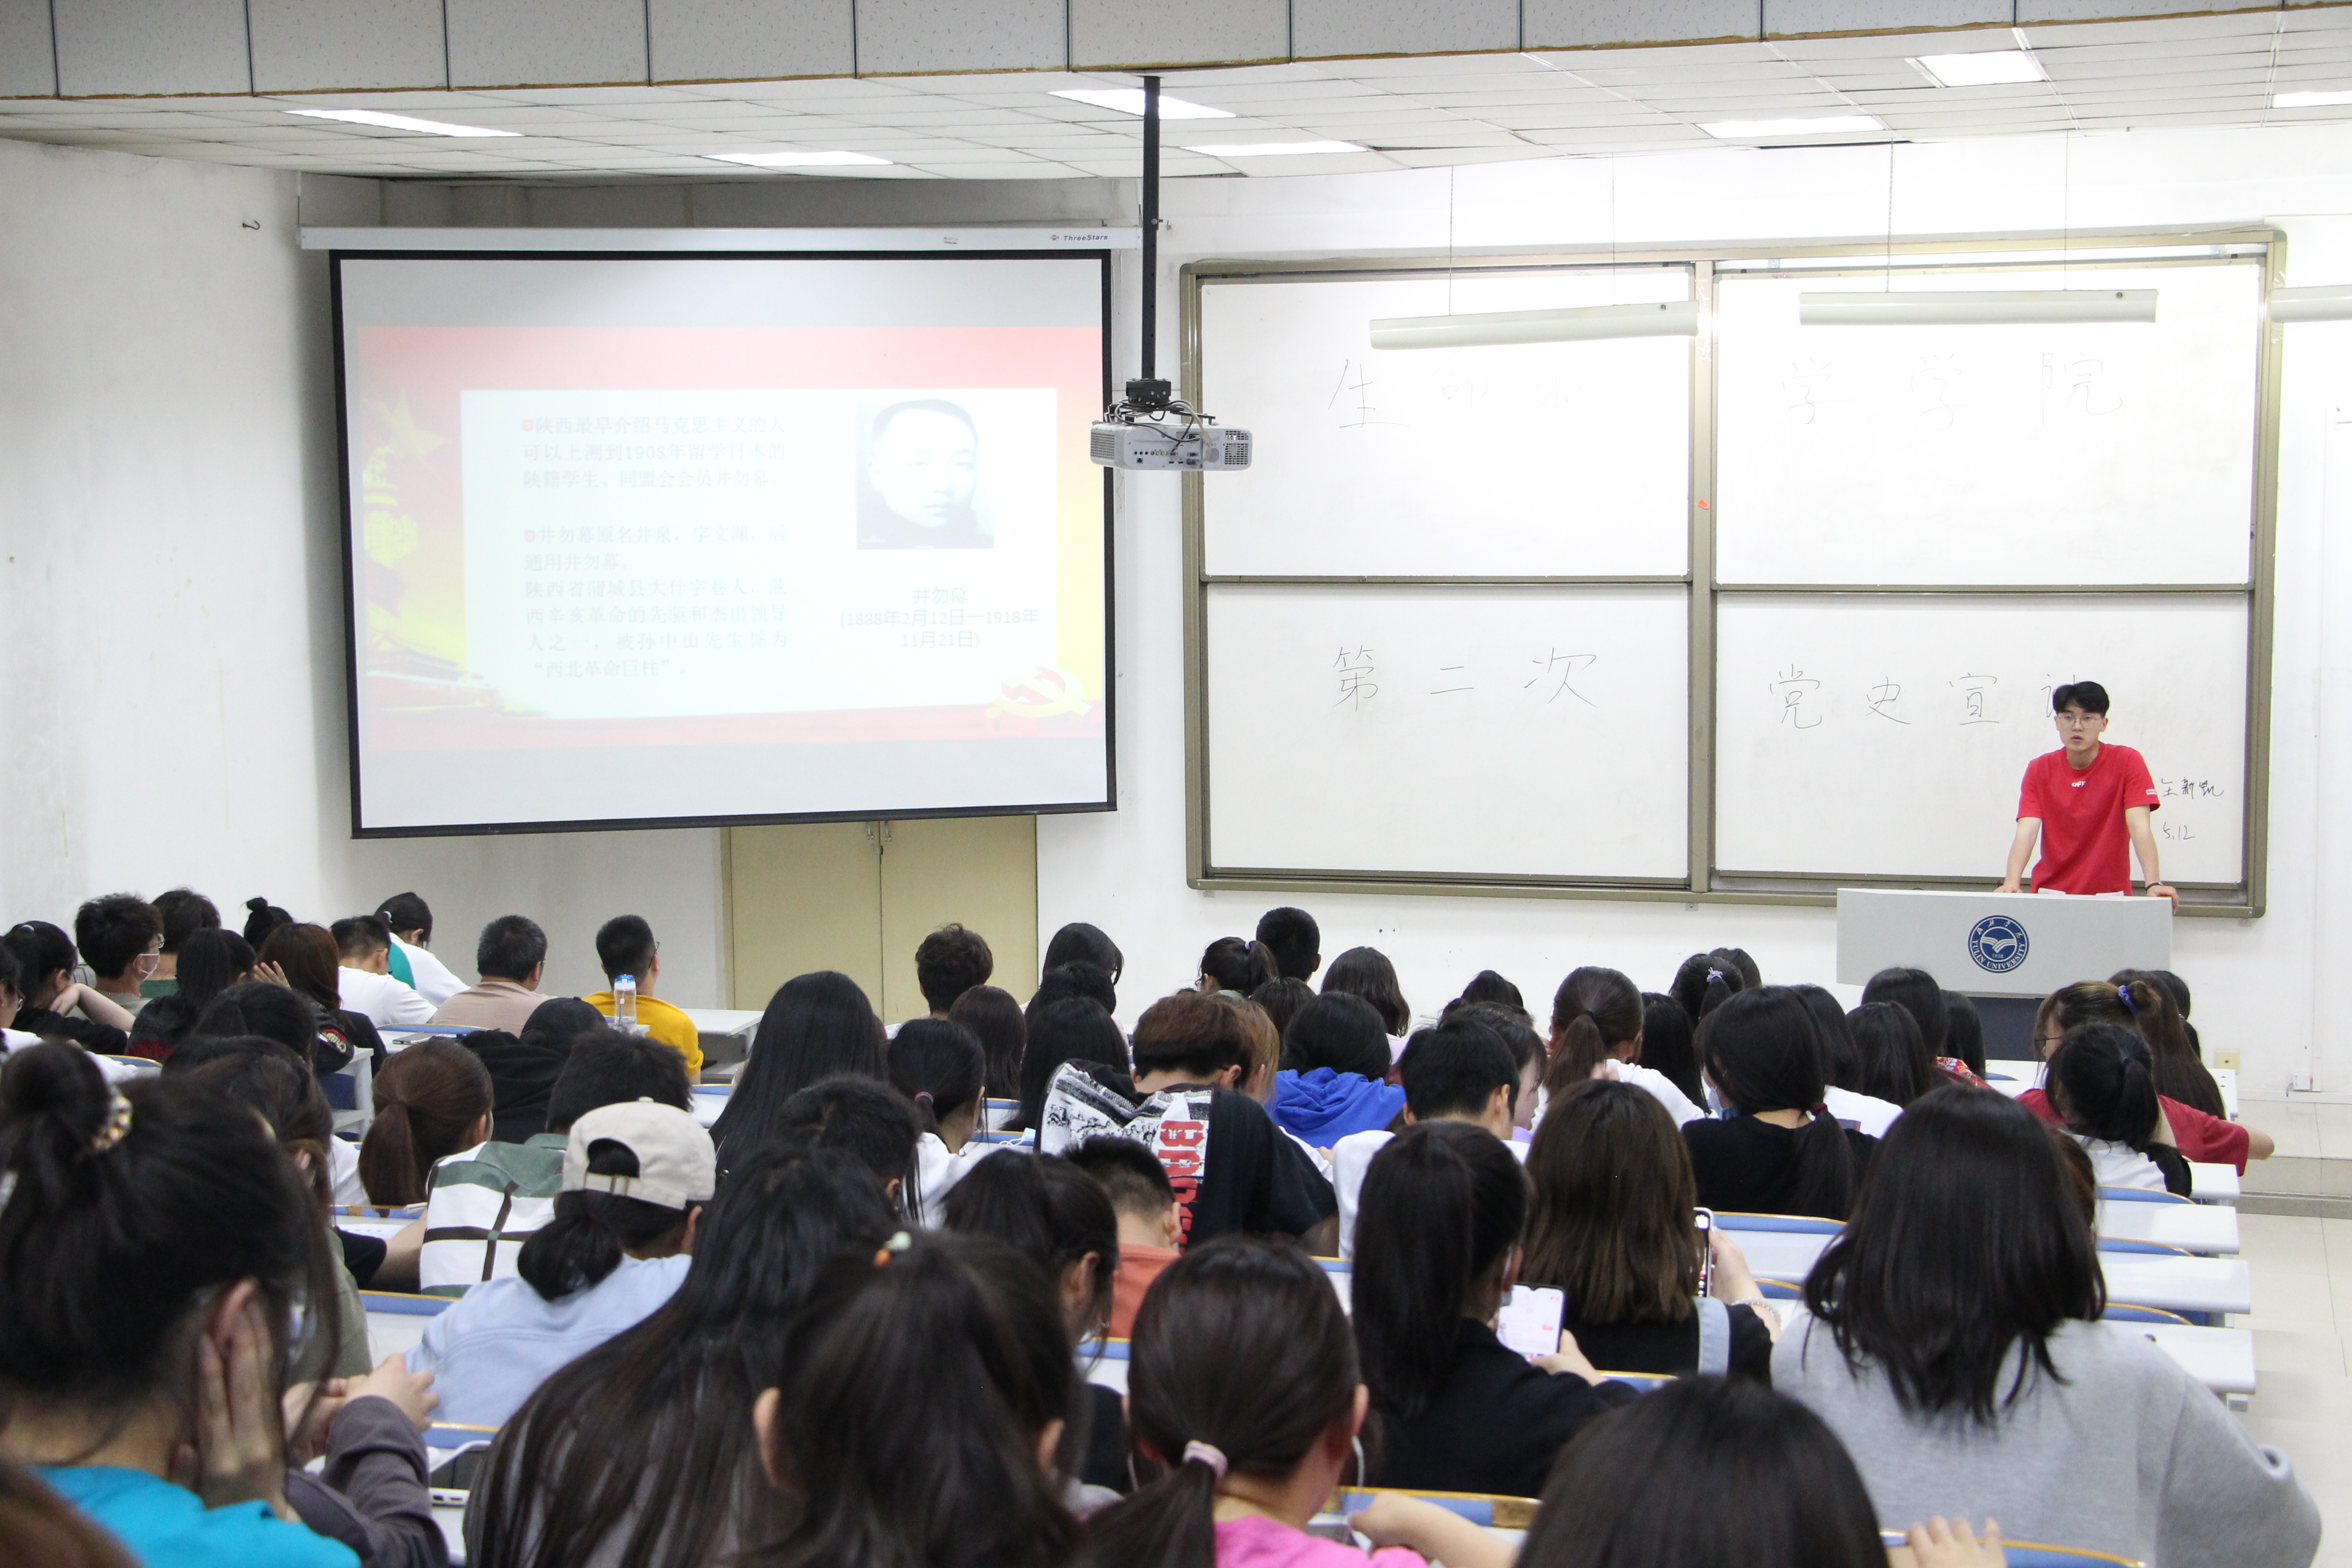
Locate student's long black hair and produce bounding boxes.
[942,1151,1119,1344]
[2108,969,2225,1117]
[1520,1377,1886,1568]
[887,1018,987,1143]
[751,1233,1078,1568]
[1698,986,1862,1220]
[1279,991,1391,1080]
[127,927,255,1056]
[1668,951,1743,1026]
[1014,995,1129,1134]
[1545,965,1645,1097]
[515,1139,696,1303]
[1802,1086,2102,1424]
[1069,1239,1359,1568]
[1860,967,1957,1068]
[470,1138,897,1568]
[1197,937,1276,996]
[712,970,887,1171]
[1637,991,1705,1108]
[1846,1001,1938,1107]
[1042,922,1123,984]
[1353,1121,1527,1423]
[2048,1021,2177,1164]
[1320,946,1411,1036]
[947,985,1025,1103]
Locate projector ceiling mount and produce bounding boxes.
[1089,75,1251,471]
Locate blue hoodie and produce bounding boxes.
[1272,1067,1406,1145]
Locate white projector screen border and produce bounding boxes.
[331,247,1115,838]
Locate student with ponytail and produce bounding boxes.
[1667,951,1744,1028]
[887,1017,993,1225]
[358,1039,493,1206]
[1684,987,1878,1220]
[2108,968,2227,1117]
[1544,965,1704,1126]
[1792,985,1903,1138]
[1069,1236,1513,1568]
[2046,1023,2191,1196]
[2020,982,2274,1168]
[409,1101,711,1427]
[1353,1121,1634,1499]
[1198,937,1278,998]
[0,1043,352,1568]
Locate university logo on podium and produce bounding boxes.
[1966,914,2029,975]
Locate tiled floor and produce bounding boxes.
[2244,1098,2352,1160]
[2236,1211,2352,1565]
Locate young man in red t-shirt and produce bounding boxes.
[1997,681,2178,906]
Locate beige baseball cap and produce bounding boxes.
[562,1098,717,1210]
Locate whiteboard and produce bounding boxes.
[1715,263,2259,586]
[1204,585,1688,880]
[1199,270,1690,577]
[1714,594,2245,884]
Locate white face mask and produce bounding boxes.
[1705,1079,1735,1117]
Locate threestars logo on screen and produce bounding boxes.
[1967,915,2029,975]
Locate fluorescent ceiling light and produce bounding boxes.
[2271,284,2352,322]
[1799,289,2156,326]
[1183,140,1367,157]
[1050,88,1232,119]
[704,150,894,169]
[1371,300,1700,350]
[1699,114,1884,139]
[2275,89,2352,108]
[286,108,518,137]
[1913,49,2046,87]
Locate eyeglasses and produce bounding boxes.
[2055,712,2103,727]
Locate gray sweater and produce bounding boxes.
[1775,1317,2318,1568]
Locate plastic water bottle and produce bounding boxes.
[613,974,638,1031]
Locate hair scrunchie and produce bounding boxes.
[2117,982,2138,1015]
[1182,1440,1229,1480]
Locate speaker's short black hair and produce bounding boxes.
[2052,680,2110,716]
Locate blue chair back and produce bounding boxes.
[1334,1489,1538,1529]
[2097,1236,2192,1256]
[2098,1185,2191,1205]
[1881,1533,2144,1566]
[1754,1277,1804,1300]
[2100,1302,2192,1325]
[1713,1210,1842,1235]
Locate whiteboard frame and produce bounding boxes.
[1181,227,2283,918]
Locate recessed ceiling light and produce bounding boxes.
[1914,50,2046,87]
[1181,140,1367,157]
[2276,89,2352,108]
[1699,114,1886,139]
[703,150,894,169]
[286,108,519,137]
[1051,88,1232,119]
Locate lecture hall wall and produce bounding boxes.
[6,121,2352,1090]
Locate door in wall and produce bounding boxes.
[724,815,1038,1024]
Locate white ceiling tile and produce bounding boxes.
[651,0,854,83]
[0,0,56,95]
[54,0,250,95]
[2022,0,2277,24]
[1337,54,1557,78]
[1069,0,1288,70]
[854,0,1063,75]
[1524,0,1760,52]
[2018,11,2285,45]
[447,0,647,88]
[1293,0,1519,61]
[1765,0,2009,38]
[250,0,444,92]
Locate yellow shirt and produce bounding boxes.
[582,991,704,1078]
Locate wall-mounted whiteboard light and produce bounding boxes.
[1798,289,2156,326]
[1912,50,2045,86]
[2272,285,2352,322]
[1051,88,1231,118]
[1699,114,1884,139]
[2275,89,2352,108]
[286,108,518,137]
[1370,300,1700,350]
[704,150,894,169]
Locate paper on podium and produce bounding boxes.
[1835,888,2170,998]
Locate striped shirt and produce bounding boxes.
[417,1134,566,1298]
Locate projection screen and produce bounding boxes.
[333,249,1113,835]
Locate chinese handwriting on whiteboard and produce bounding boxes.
[1526,650,1598,706]
[1327,362,1402,430]
[1951,674,1999,725]
[1431,663,1474,696]
[1866,677,1911,725]
[2041,352,2122,420]
[1334,646,1378,710]
[1772,666,1823,729]
[1784,359,1844,426]
[1912,355,1961,431]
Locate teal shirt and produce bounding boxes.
[39,1466,356,1568]
[384,942,415,987]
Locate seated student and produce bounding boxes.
[1861,965,1989,1081]
[408,1028,693,1296]
[466,996,605,1145]
[74,894,163,1017]
[1442,1001,1546,1138]
[2020,981,2273,1168]
[1196,937,1277,998]
[1070,1237,1506,1568]
[1333,1018,1520,1257]
[0,1044,356,1568]
[1544,965,1705,1127]
[2046,1022,2191,1195]
[468,1137,897,1568]
[1452,968,1524,1012]
[374,893,465,1006]
[1067,1135,1182,1338]
[2107,967,2228,1118]
[257,925,382,1073]
[708,970,887,1172]
[1043,921,1125,987]
[1845,1000,1945,1107]
[889,1017,995,1225]
[1523,1079,1777,1380]
[427,916,554,1037]
[149,888,219,983]
[360,1040,493,1208]
[1781,1087,2319,1568]
[1271,992,1406,1147]
[915,922,994,1019]
[1246,976,1315,1039]
[1945,990,1986,1079]
[941,1154,1128,1497]
[1668,951,1745,1024]
[243,896,295,948]
[194,981,353,1078]
[1791,984,1903,1138]
[1354,1122,1637,1499]
[2,920,132,1054]
[1320,946,1412,1055]
[579,914,702,1076]
[328,916,433,1029]
[1505,1375,2006,1568]
[1254,905,1322,982]
[949,983,1026,1106]
[127,929,253,1061]
[753,1232,1081,1567]
[1217,995,1286,1114]
[1684,986,1877,1220]
[1637,990,1708,1110]
[1014,995,1130,1136]
[0,1457,144,1568]
[409,1101,712,1429]
[1040,991,1336,1251]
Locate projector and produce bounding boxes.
[1089,418,1252,470]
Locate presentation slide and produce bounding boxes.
[334,253,1111,833]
